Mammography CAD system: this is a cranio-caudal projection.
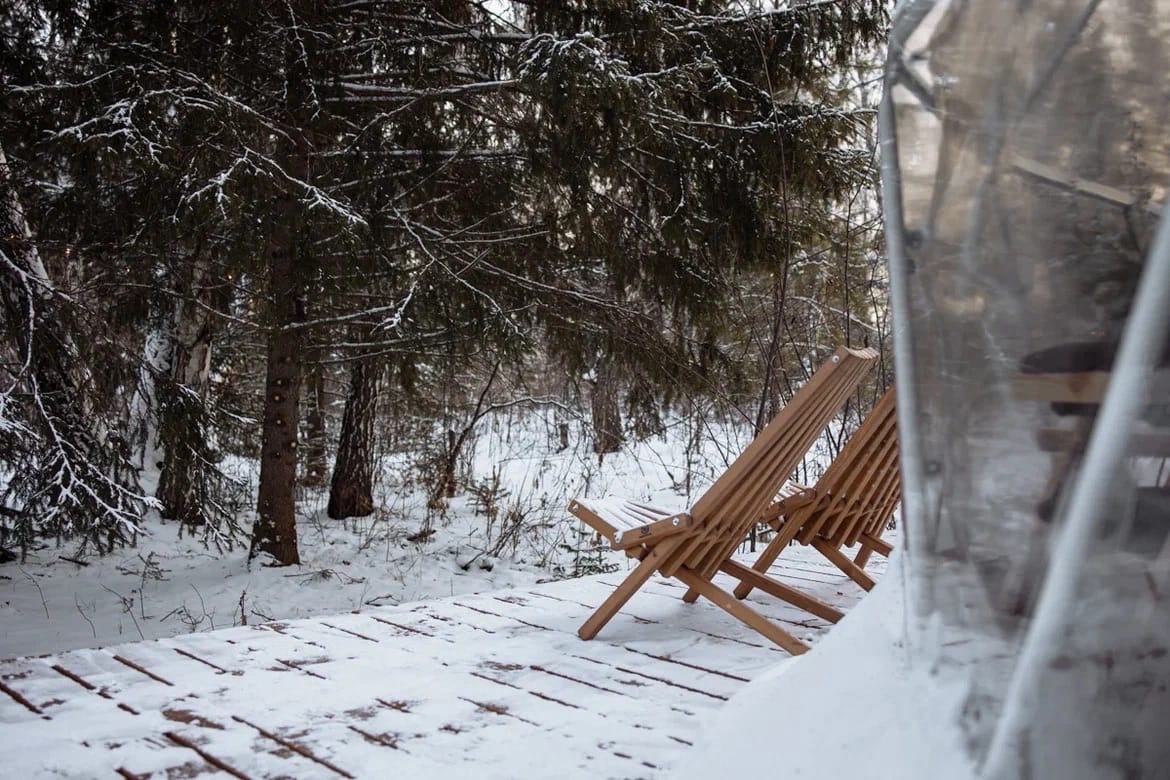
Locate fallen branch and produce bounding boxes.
[20,567,49,619]
[75,594,97,638]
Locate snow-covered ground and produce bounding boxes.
[681,550,975,780]
[0,543,882,779]
[2,409,843,660]
[0,407,925,779]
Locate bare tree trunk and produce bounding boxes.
[590,362,623,455]
[251,196,307,562]
[302,349,328,488]
[157,254,214,527]
[327,357,378,519]
[755,270,790,435]
[170,260,213,398]
[251,240,305,563]
[127,315,171,472]
[441,428,458,498]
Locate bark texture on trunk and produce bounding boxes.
[157,254,215,528]
[327,357,378,519]
[250,12,314,565]
[251,234,305,564]
[303,352,328,487]
[590,363,623,455]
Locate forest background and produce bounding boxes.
[0,0,891,623]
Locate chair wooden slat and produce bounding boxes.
[674,352,871,579]
[801,396,899,545]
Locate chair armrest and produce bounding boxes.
[611,513,695,550]
[759,487,819,525]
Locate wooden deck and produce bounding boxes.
[0,545,884,779]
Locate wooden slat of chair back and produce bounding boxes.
[832,404,899,548]
[847,460,901,546]
[797,395,897,547]
[793,388,899,548]
[806,404,895,543]
[692,352,878,576]
[660,347,878,577]
[847,417,901,546]
[693,360,871,573]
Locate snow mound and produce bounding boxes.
[680,551,975,780]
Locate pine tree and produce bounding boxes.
[514,1,888,429]
[1,0,889,563]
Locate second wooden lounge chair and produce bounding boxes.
[568,346,879,654]
[734,387,900,599]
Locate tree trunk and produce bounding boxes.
[127,314,171,473]
[302,350,328,487]
[251,232,305,563]
[249,6,317,565]
[327,357,378,519]
[157,254,214,528]
[590,363,623,455]
[755,274,789,435]
[436,427,458,501]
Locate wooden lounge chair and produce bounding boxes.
[567,346,879,654]
[734,387,899,598]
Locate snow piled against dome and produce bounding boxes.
[680,551,975,780]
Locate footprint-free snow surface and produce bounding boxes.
[0,545,883,779]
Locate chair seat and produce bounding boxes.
[569,497,693,550]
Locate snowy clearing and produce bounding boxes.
[0,409,837,661]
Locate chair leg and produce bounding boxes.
[675,569,809,655]
[720,560,843,623]
[812,539,876,591]
[854,534,892,568]
[578,540,679,640]
[732,519,802,600]
[680,539,714,603]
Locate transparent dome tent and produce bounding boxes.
[882,0,1170,777]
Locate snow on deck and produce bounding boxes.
[0,546,884,779]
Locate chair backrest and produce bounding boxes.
[663,346,879,577]
[792,387,900,548]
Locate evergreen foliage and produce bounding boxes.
[0,1,889,563]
